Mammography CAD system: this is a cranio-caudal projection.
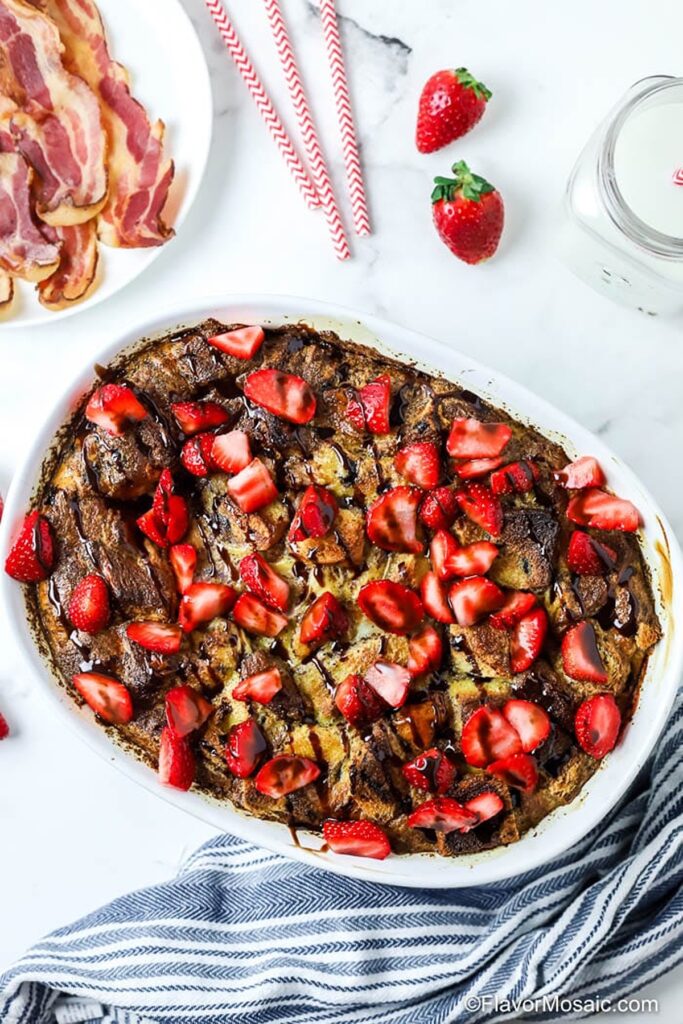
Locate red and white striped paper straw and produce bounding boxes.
[263,0,350,260]
[318,0,371,236]
[204,0,319,210]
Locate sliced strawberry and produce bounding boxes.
[555,455,605,490]
[361,374,392,434]
[233,667,282,704]
[67,574,110,633]
[395,441,440,488]
[233,593,288,637]
[418,486,459,530]
[567,531,618,575]
[455,482,503,537]
[152,468,175,524]
[420,571,455,623]
[346,397,366,432]
[444,540,499,578]
[510,607,548,674]
[243,368,316,424]
[178,582,237,633]
[137,501,188,549]
[0,713,8,740]
[4,511,54,582]
[408,797,478,833]
[85,383,147,435]
[289,485,337,542]
[225,719,267,778]
[335,674,386,729]
[169,544,197,594]
[254,754,320,798]
[346,374,391,434]
[144,516,173,561]
[323,819,391,860]
[502,698,551,752]
[448,576,504,626]
[207,325,265,359]
[136,508,167,547]
[211,430,252,474]
[567,489,640,533]
[561,621,608,683]
[181,433,216,477]
[489,590,537,630]
[364,661,411,708]
[402,747,456,793]
[158,726,195,790]
[408,624,443,677]
[461,791,505,830]
[490,460,538,496]
[454,456,504,479]
[366,486,423,553]
[164,497,189,544]
[487,752,538,792]
[460,705,522,767]
[575,693,621,759]
[430,528,459,580]
[141,471,189,546]
[239,553,289,611]
[165,685,213,737]
[446,418,512,459]
[126,621,182,654]
[171,400,229,436]
[72,672,133,725]
[357,580,424,635]
[299,591,349,646]
[227,458,278,513]
[162,482,190,540]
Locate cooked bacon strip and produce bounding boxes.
[0,152,60,280]
[0,97,16,153]
[31,0,174,248]
[38,219,97,308]
[0,98,41,294]
[0,267,14,307]
[0,0,108,226]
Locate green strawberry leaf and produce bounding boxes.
[454,67,492,102]
[431,161,496,204]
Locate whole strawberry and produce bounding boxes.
[67,574,111,634]
[417,68,491,154]
[432,161,504,264]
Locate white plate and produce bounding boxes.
[1,295,681,888]
[0,0,212,329]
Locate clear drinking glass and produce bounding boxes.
[558,76,683,315]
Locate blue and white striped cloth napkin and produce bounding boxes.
[2,691,682,1024]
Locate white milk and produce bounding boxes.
[557,77,683,315]
[614,101,683,237]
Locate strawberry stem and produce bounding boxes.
[454,67,492,102]
[431,161,496,204]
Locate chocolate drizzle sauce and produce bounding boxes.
[327,442,357,482]
[307,727,330,814]
[67,494,101,571]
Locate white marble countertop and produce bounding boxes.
[1,0,681,1017]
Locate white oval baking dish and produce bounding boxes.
[1,295,680,888]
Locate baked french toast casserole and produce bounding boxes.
[5,320,660,860]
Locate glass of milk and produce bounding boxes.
[558,76,683,315]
